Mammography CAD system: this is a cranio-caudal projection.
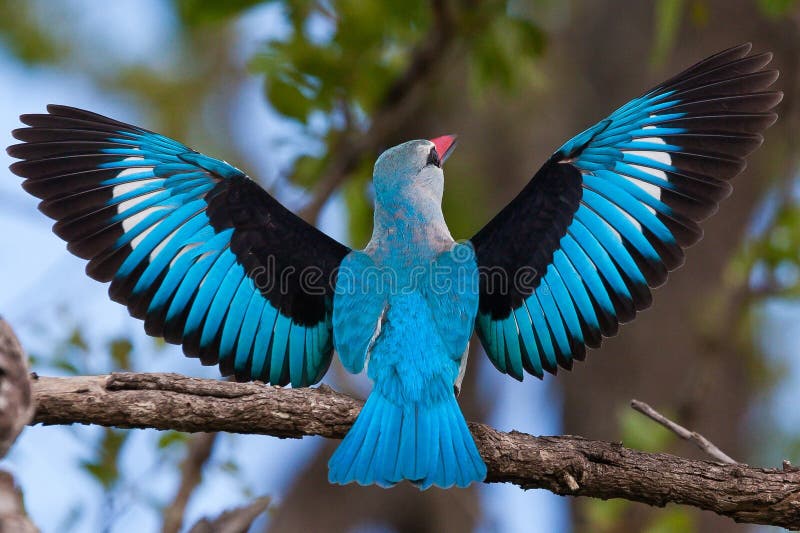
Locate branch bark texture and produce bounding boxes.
[0,318,33,456]
[0,318,38,532]
[30,372,800,530]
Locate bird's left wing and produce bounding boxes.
[8,105,350,386]
[469,43,781,380]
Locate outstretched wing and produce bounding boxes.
[470,43,781,380]
[8,105,350,386]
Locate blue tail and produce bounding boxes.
[328,390,487,488]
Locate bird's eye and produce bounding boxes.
[426,147,441,167]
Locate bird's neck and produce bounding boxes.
[367,195,453,260]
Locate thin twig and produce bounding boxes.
[631,399,738,464]
[188,496,271,533]
[162,432,218,533]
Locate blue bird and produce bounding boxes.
[7,43,780,488]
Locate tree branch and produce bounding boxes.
[0,318,34,456]
[0,319,37,533]
[0,471,37,533]
[28,372,800,530]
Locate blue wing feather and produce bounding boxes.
[332,252,388,374]
[9,105,348,386]
[473,43,780,379]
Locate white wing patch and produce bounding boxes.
[112,156,164,244]
[618,126,669,230]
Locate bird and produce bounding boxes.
[7,43,781,488]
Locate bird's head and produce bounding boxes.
[372,135,457,207]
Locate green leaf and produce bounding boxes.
[619,406,675,452]
[52,358,80,376]
[290,154,328,187]
[152,336,168,351]
[584,498,629,531]
[0,0,68,64]
[81,428,129,489]
[644,507,695,533]
[758,0,799,17]
[109,338,133,370]
[67,327,89,353]
[265,74,316,123]
[689,0,710,25]
[343,163,375,248]
[157,431,190,450]
[651,0,685,67]
[173,0,269,26]
[467,14,546,97]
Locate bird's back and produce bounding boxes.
[367,290,459,404]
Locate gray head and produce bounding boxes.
[372,136,457,209]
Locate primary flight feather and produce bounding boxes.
[7,43,781,488]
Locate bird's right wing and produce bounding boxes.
[9,105,350,386]
[468,43,781,380]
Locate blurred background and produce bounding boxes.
[0,0,798,531]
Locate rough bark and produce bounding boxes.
[0,319,38,533]
[29,372,800,530]
[0,319,34,457]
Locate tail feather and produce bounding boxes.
[352,400,382,485]
[347,392,383,486]
[328,390,486,488]
[456,408,487,481]
[376,400,402,482]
